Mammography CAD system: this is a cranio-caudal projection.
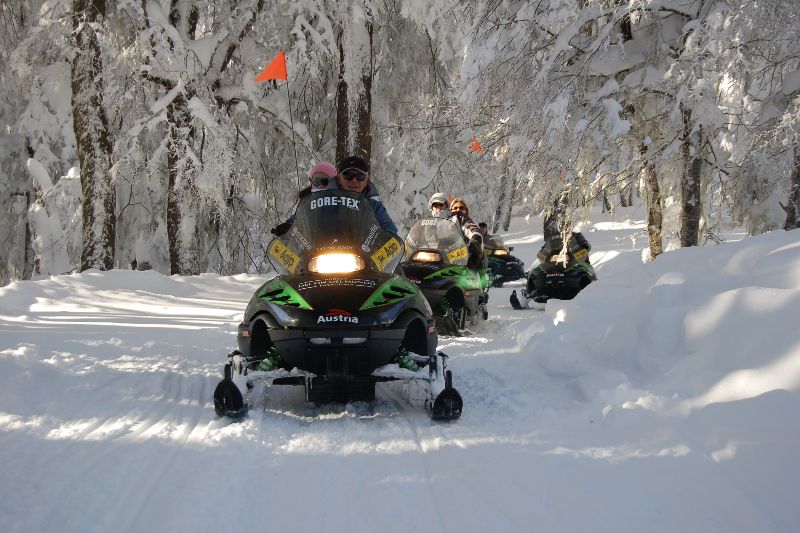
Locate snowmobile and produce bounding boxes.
[213,190,462,420]
[483,234,525,287]
[400,217,489,336]
[510,232,596,309]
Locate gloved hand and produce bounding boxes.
[271,221,291,236]
[468,234,482,255]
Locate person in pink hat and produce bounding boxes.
[304,161,340,194]
[271,161,340,236]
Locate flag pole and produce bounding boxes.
[256,51,300,190]
[285,81,301,191]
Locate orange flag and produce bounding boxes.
[256,51,288,82]
[470,135,485,154]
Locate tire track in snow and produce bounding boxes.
[378,384,448,532]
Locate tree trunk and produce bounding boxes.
[784,144,800,230]
[543,188,570,240]
[166,93,202,275]
[602,190,612,213]
[72,0,115,271]
[619,185,633,207]
[680,106,702,247]
[492,159,516,232]
[24,192,35,279]
[501,170,518,231]
[335,17,373,164]
[640,143,663,259]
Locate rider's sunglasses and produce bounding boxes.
[431,202,448,209]
[340,168,369,182]
[310,176,334,187]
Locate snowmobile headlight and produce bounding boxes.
[493,249,509,256]
[308,253,366,274]
[411,251,441,263]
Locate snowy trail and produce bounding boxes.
[2,211,799,532]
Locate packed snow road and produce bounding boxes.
[2,212,798,532]
[0,271,547,531]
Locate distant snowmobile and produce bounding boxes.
[401,217,489,336]
[483,234,525,287]
[510,232,596,309]
[213,190,462,421]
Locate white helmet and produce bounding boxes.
[428,192,449,210]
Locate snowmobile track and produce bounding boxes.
[379,384,449,531]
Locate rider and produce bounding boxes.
[428,192,451,218]
[448,198,484,270]
[536,230,592,265]
[427,194,483,258]
[272,157,398,237]
[337,155,398,234]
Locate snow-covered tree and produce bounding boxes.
[72,0,115,271]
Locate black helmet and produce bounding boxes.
[337,155,369,174]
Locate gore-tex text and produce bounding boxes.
[310,196,360,210]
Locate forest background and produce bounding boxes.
[1,0,798,285]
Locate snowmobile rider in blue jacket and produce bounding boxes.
[336,155,398,235]
[271,158,398,237]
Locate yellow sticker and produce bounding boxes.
[447,246,468,263]
[269,240,300,274]
[573,248,588,261]
[371,237,402,271]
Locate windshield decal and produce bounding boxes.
[310,196,360,210]
[289,227,312,250]
[371,237,402,271]
[447,246,468,263]
[269,239,300,274]
[361,224,380,252]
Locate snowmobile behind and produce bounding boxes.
[483,234,525,287]
[510,232,596,309]
[400,217,489,336]
[213,190,462,421]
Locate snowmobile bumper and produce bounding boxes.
[237,309,436,377]
[266,326,407,377]
[529,266,594,301]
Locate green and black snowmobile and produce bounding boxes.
[483,234,525,287]
[510,232,596,309]
[400,217,489,336]
[213,190,462,420]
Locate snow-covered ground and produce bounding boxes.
[1,207,798,533]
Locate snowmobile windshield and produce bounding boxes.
[267,190,404,276]
[483,235,507,251]
[404,217,469,266]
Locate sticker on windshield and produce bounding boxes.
[289,227,312,250]
[269,239,300,274]
[310,196,360,210]
[447,246,468,263]
[371,237,402,270]
[573,248,588,261]
[361,225,380,252]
